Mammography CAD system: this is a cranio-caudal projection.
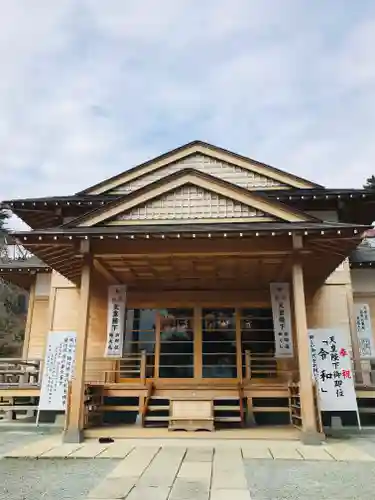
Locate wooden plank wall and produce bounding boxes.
[85,272,115,383]
[26,273,51,358]
[307,259,354,353]
[27,298,49,358]
[352,268,375,359]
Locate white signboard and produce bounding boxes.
[308,328,358,412]
[270,282,294,357]
[38,331,77,411]
[354,303,375,359]
[105,285,127,357]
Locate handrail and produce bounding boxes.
[245,350,251,379]
[238,381,245,427]
[141,381,154,427]
[140,350,147,385]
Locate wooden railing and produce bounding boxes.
[237,381,245,427]
[85,351,148,384]
[0,358,42,386]
[141,381,154,427]
[244,351,297,381]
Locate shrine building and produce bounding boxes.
[1,140,375,443]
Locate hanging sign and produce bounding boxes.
[354,304,375,359]
[104,285,127,357]
[38,331,76,411]
[308,328,358,412]
[270,282,293,357]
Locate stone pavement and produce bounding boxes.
[2,436,375,499]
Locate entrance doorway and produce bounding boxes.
[122,306,276,381]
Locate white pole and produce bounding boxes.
[356,409,362,431]
[35,407,41,427]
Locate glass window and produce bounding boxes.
[123,309,156,378]
[159,308,194,378]
[240,308,276,378]
[202,308,237,378]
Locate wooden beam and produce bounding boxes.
[194,307,202,379]
[154,312,161,379]
[236,309,242,382]
[93,258,120,285]
[292,235,322,443]
[91,238,294,256]
[63,251,92,443]
[310,241,347,258]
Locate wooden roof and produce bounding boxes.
[77,140,323,195]
[1,140,373,286]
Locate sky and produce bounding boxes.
[1,1,375,230]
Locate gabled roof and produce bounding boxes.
[77,140,323,195]
[65,169,318,228]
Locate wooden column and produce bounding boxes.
[194,307,202,379]
[292,235,322,444]
[235,309,243,382]
[63,247,92,443]
[154,312,161,378]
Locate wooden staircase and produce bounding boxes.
[143,394,245,428]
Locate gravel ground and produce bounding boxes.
[0,458,118,500]
[245,459,375,500]
[0,430,46,455]
[345,435,375,459]
[0,431,118,500]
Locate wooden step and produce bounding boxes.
[145,416,169,422]
[148,405,169,411]
[215,416,242,422]
[214,406,241,411]
[0,405,38,411]
[100,405,138,412]
[214,397,240,401]
[253,406,289,412]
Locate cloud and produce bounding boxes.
[1,0,375,232]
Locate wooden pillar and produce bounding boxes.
[292,235,322,444]
[154,312,161,378]
[194,307,202,379]
[63,246,92,443]
[235,309,242,382]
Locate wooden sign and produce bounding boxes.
[270,282,293,357]
[308,328,358,412]
[38,331,76,412]
[354,304,375,359]
[104,285,127,357]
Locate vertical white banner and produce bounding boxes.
[104,285,127,357]
[270,282,294,357]
[308,328,358,412]
[354,303,375,359]
[38,331,76,411]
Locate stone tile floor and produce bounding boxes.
[2,433,375,499]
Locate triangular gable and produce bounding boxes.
[73,170,316,227]
[78,141,322,196]
[106,184,277,225]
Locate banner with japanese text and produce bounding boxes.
[270,282,294,357]
[354,303,375,359]
[38,331,76,411]
[308,328,358,412]
[104,285,127,357]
